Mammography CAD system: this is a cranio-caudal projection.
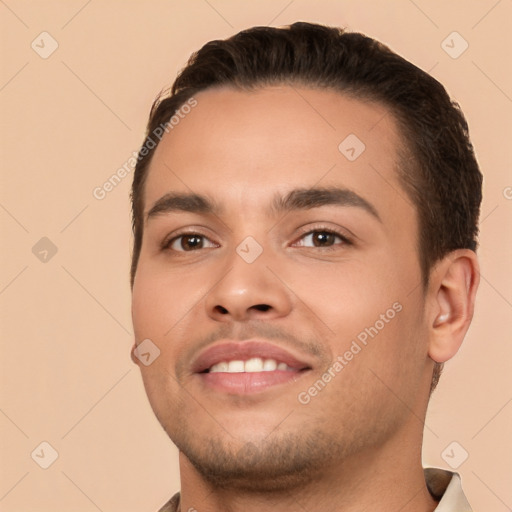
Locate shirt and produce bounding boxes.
[156,467,472,512]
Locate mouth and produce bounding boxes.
[192,341,313,395]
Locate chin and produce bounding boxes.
[174,429,339,493]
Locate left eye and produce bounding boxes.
[294,230,347,248]
[168,234,217,252]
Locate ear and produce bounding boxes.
[130,342,141,366]
[427,249,480,363]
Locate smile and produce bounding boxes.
[207,358,296,373]
[192,340,313,394]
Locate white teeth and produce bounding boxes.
[245,357,264,372]
[209,361,229,373]
[262,359,277,371]
[227,360,245,373]
[208,358,293,373]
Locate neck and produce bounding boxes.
[177,424,438,512]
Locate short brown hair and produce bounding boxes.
[130,22,483,392]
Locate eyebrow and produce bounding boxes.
[146,187,381,222]
[272,187,381,221]
[146,192,218,220]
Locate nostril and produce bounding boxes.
[213,304,271,316]
[253,304,271,312]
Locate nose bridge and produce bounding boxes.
[204,237,292,321]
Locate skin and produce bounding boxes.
[131,86,479,512]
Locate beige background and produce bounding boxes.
[1,1,511,510]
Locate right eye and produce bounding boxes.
[164,233,218,252]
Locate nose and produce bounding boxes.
[204,248,293,322]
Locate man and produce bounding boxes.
[129,22,481,511]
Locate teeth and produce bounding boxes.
[262,359,277,371]
[245,357,264,372]
[227,360,244,373]
[209,361,229,373]
[208,358,293,373]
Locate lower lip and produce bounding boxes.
[198,370,308,394]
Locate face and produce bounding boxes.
[131,86,433,490]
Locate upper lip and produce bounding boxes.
[192,340,314,373]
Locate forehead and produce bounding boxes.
[143,86,412,222]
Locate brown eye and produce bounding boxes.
[168,234,216,252]
[295,230,346,248]
[311,231,337,247]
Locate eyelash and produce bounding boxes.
[161,225,353,253]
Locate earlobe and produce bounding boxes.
[428,249,480,363]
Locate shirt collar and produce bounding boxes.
[425,467,472,511]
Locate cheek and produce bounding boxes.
[303,300,426,430]
[283,256,403,337]
[131,259,212,391]
[132,259,198,340]
[283,251,424,374]
[131,268,186,420]
[132,270,165,340]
